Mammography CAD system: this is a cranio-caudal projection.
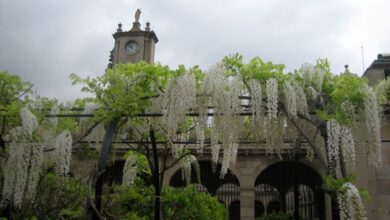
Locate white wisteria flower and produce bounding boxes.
[326,119,341,174]
[266,78,278,120]
[122,154,138,186]
[338,182,366,220]
[1,108,43,208]
[364,85,382,168]
[283,81,297,118]
[54,130,73,176]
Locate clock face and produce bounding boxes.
[125,41,139,55]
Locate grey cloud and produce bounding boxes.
[0,0,386,101]
[144,0,358,72]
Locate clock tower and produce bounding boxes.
[109,9,158,67]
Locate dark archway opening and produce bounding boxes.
[94,160,125,216]
[229,200,241,220]
[99,160,125,185]
[255,200,265,218]
[267,200,282,214]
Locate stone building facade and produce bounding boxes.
[361,53,390,220]
[71,14,390,220]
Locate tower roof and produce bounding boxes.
[112,30,158,43]
[112,9,158,43]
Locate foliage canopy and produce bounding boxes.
[1,54,388,219]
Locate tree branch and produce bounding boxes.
[162,147,194,172]
[73,120,103,145]
[159,144,169,189]
[12,84,33,101]
[298,113,319,126]
[283,108,329,175]
[86,169,106,220]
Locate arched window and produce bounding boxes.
[216,183,240,207]
[170,160,240,219]
[190,183,208,193]
[255,184,280,217]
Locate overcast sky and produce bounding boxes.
[1,0,390,101]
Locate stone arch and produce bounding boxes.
[252,158,326,184]
[254,161,325,220]
[252,159,274,183]
[295,157,328,177]
[169,160,240,194]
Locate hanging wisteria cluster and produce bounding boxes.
[283,82,298,118]
[326,119,341,174]
[363,86,382,168]
[323,84,383,177]
[181,155,201,185]
[1,108,41,208]
[340,126,356,174]
[53,130,73,176]
[326,119,357,175]
[338,182,366,220]
[201,64,243,177]
[1,107,73,208]
[152,72,197,158]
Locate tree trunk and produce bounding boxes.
[86,119,118,219]
[150,128,162,220]
[0,135,5,150]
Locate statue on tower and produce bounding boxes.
[135,9,141,22]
